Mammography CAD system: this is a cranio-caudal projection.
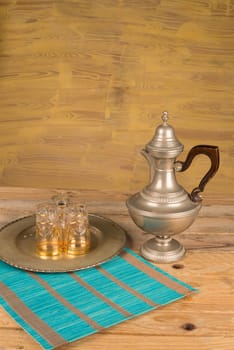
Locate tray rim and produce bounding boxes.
[0,213,127,273]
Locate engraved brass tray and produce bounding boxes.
[0,214,126,272]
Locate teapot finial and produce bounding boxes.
[162,111,169,124]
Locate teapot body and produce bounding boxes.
[127,153,201,236]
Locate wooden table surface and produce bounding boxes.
[0,187,233,350]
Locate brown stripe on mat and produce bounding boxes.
[29,273,103,332]
[96,266,159,307]
[71,273,132,318]
[123,251,191,295]
[0,282,66,348]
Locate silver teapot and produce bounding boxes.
[126,112,219,263]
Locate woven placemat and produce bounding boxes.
[0,247,197,349]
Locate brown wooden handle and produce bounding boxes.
[175,145,220,202]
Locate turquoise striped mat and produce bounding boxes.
[0,248,197,349]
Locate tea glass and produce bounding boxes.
[35,202,63,258]
[65,204,90,256]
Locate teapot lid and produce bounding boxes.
[146,111,183,158]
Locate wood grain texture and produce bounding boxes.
[0,188,233,350]
[0,1,233,200]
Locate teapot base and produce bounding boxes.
[141,237,185,263]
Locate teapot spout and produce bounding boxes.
[141,148,155,183]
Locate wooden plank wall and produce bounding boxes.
[0,0,233,201]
